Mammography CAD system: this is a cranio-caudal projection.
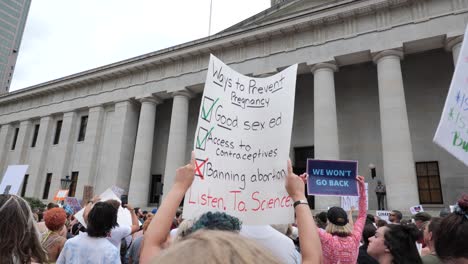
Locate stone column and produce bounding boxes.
[163,90,192,198]
[50,111,78,196]
[11,119,33,164]
[106,100,139,191]
[0,124,13,177]
[446,36,463,65]
[373,50,419,210]
[78,105,105,197]
[27,116,54,197]
[311,62,341,209]
[128,96,161,207]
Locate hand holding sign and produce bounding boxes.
[285,159,307,201]
[175,151,196,192]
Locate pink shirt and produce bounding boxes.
[318,184,367,264]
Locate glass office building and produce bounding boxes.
[0,0,31,94]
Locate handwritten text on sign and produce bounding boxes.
[434,25,468,166]
[307,159,358,196]
[183,55,297,225]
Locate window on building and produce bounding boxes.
[77,115,88,142]
[31,124,39,147]
[416,161,443,204]
[53,120,62,145]
[294,146,315,209]
[42,173,52,199]
[68,171,79,197]
[149,174,163,205]
[11,127,18,150]
[20,174,29,197]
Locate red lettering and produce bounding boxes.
[188,188,196,204]
[251,191,261,211]
[230,190,241,211]
[251,191,292,210]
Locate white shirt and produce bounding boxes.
[107,225,132,248]
[56,232,120,264]
[240,225,301,264]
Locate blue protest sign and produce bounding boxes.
[307,159,358,196]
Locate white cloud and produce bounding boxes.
[11,0,270,91]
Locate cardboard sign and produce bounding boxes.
[74,188,132,228]
[376,210,391,223]
[434,25,468,166]
[65,197,82,213]
[341,183,368,211]
[410,205,424,215]
[53,189,69,201]
[0,165,29,195]
[183,55,298,225]
[307,159,358,196]
[111,185,125,198]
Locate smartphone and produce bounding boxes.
[121,195,128,207]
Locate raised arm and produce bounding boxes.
[140,152,195,264]
[348,206,355,226]
[352,176,367,241]
[286,160,322,264]
[125,204,141,234]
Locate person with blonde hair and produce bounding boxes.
[318,175,367,264]
[0,194,48,263]
[155,230,283,264]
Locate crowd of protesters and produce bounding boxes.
[0,152,467,264]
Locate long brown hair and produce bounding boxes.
[0,194,47,263]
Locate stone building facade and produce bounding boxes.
[0,0,467,211]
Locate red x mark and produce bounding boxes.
[195,158,209,180]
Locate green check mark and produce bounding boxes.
[196,127,215,149]
[201,98,219,120]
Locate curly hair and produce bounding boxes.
[44,207,67,231]
[384,224,422,264]
[434,194,468,262]
[86,202,118,237]
[190,212,242,234]
[0,195,47,264]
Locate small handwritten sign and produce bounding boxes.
[409,205,424,215]
[65,197,82,213]
[341,183,368,211]
[183,55,298,225]
[307,159,358,196]
[434,25,468,166]
[376,210,391,223]
[53,189,69,201]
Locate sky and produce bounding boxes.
[10,0,271,91]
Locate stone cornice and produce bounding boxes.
[0,0,418,104]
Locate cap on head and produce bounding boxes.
[327,207,349,226]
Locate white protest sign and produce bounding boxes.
[341,183,368,211]
[183,55,297,225]
[74,188,132,228]
[434,25,468,166]
[376,210,391,223]
[0,165,29,195]
[409,205,424,215]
